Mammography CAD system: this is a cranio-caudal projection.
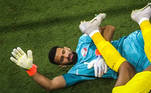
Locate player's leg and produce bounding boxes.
[113,4,151,93]
[87,14,136,89]
[80,13,126,72]
[114,62,136,87]
[91,31,126,72]
[91,27,137,92]
[113,65,151,93]
[113,72,151,93]
[113,64,151,93]
[131,3,151,61]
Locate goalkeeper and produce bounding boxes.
[10,24,117,90]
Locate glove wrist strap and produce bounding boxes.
[26,64,37,76]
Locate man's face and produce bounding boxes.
[54,47,77,65]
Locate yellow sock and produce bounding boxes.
[112,71,151,93]
[140,20,151,62]
[91,31,126,72]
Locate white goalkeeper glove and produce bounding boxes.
[79,13,106,35]
[84,59,97,69]
[84,56,107,77]
[94,56,107,77]
[10,47,33,69]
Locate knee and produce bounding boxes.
[118,61,136,78]
[119,62,135,71]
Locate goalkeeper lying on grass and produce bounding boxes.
[10,3,151,92]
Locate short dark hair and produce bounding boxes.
[48,46,59,65]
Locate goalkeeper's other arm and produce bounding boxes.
[99,25,115,42]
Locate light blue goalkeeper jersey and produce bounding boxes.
[63,30,151,87]
[112,30,151,72]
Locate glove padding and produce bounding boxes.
[79,13,106,35]
[94,56,107,77]
[84,56,107,77]
[10,47,33,69]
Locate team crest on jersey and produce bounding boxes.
[81,48,88,57]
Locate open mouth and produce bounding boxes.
[70,53,73,61]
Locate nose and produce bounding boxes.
[63,54,70,62]
[63,53,69,58]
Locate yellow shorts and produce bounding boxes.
[112,71,151,93]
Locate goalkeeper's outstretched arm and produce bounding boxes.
[31,72,66,90]
[10,47,66,91]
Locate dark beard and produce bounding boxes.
[67,52,78,65]
[72,52,78,64]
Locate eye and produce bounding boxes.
[60,56,64,62]
[62,50,65,54]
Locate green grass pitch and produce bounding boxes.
[0,0,150,93]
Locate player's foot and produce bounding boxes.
[131,3,151,24]
[79,13,106,33]
[89,13,106,26]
